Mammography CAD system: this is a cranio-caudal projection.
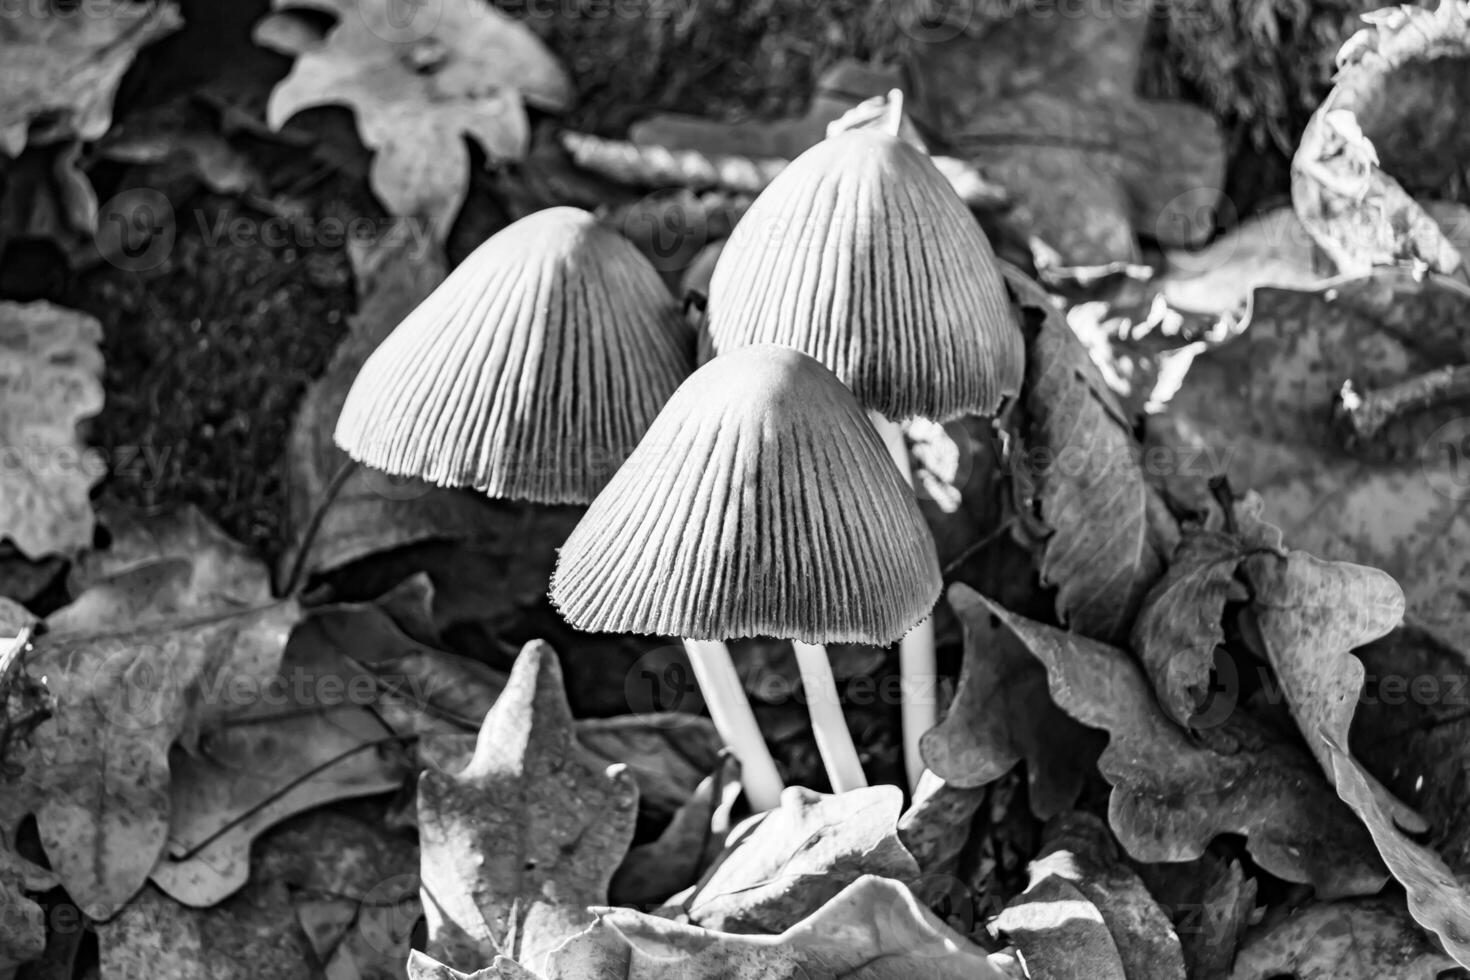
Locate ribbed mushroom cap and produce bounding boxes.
[550,343,942,645]
[705,129,1023,422]
[334,207,691,503]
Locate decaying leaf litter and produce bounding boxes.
[2,1,1470,978]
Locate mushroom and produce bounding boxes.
[550,344,942,809]
[703,123,1024,789]
[334,205,692,504]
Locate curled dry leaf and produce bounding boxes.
[546,875,1012,980]
[1292,0,1470,277]
[417,641,638,975]
[259,0,572,240]
[922,584,1096,816]
[1229,897,1461,979]
[906,5,1225,264]
[1008,268,1172,645]
[0,301,105,559]
[1133,853,1259,980]
[0,2,182,156]
[675,785,920,935]
[994,812,1185,980]
[897,772,988,879]
[1131,522,1283,728]
[957,584,1387,897]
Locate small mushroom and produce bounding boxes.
[704,125,1024,789]
[335,206,691,504]
[550,344,942,809]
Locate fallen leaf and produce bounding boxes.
[0,3,182,156]
[922,584,1096,816]
[676,785,919,935]
[897,773,988,880]
[1229,897,1460,979]
[98,882,315,980]
[54,503,275,634]
[1292,0,1470,277]
[576,716,723,818]
[259,0,572,239]
[1326,737,1470,968]
[995,812,1185,980]
[417,640,638,974]
[611,754,741,909]
[1131,524,1282,728]
[1008,268,1172,644]
[0,301,105,559]
[546,875,1012,980]
[906,7,1225,264]
[8,597,298,919]
[958,584,1387,897]
[0,835,53,974]
[1133,854,1259,980]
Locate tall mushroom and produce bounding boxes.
[335,205,692,503]
[703,124,1024,788]
[550,343,942,809]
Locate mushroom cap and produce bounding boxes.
[705,129,1023,422]
[550,343,942,645]
[334,206,691,503]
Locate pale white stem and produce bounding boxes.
[869,410,938,792]
[683,639,784,811]
[792,640,868,793]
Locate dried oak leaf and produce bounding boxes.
[674,785,920,935]
[1326,737,1470,968]
[1229,897,1460,979]
[957,584,1387,897]
[896,773,988,880]
[0,3,182,156]
[1147,269,1470,652]
[1292,0,1470,277]
[921,583,1097,817]
[417,640,638,975]
[147,594,416,908]
[258,0,572,240]
[905,5,1225,265]
[1133,853,1259,980]
[1008,268,1173,644]
[544,875,1013,980]
[6,597,298,919]
[994,812,1186,980]
[1131,521,1284,729]
[0,301,105,559]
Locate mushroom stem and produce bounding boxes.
[682,639,785,811]
[869,411,937,791]
[792,641,868,793]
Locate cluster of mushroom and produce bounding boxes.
[335,120,1022,812]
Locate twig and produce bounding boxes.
[1336,366,1470,445]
